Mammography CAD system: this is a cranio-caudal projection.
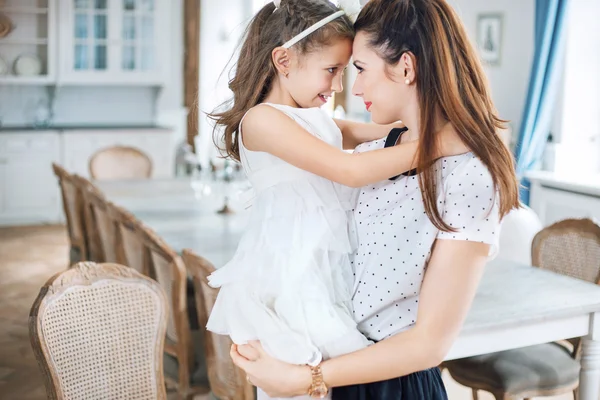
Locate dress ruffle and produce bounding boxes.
[207,177,369,365]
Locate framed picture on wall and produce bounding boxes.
[476,13,503,66]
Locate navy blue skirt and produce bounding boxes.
[332,367,447,400]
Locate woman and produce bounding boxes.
[231,0,520,398]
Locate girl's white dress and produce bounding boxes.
[207,103,370,370]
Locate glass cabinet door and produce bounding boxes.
[120,0,156,72]
[73,0,109,71]
[64,0,162,82]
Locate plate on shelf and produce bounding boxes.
[0,13,12,39]
[14,53,42,76]
[0,55,7,76]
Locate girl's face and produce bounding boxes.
[286,38,353,108]
[351,31,415,125]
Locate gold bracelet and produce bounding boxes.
[307,364,329,398]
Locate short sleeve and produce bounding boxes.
[436,157,501,258]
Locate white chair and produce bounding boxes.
[497,204,543,265]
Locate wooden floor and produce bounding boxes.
[0,225,572,400]
[0,225,67,400]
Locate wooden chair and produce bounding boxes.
[89,145,153,180]
[532,218,600,284]
[112,205,150,275]
[533,218,600,363]
[445,218,600,400]
[52,164,87,265]
[79,184,119,263]
[182,249,255,400]
[110,205,200,329]
[29,262,168,400]
[72,175,106,263]
[142,228,209,399]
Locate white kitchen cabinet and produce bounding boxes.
[0,131,61,226]
[57,0,169,85]
[61,128,174,178]
[527,171,600,226]
[0,128,174,226]
[0,0,58,85]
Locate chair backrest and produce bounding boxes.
[532,218,600,283]
[182,249,255,400]
[532,218,600,359]
[89,146,152,180]
[29,262,168,400]
[52,164,87,263]
[72,175,105,263]
[142,229,192,374]
[112,205,150,275]
[81,186,119,263]
[498,204,543,265]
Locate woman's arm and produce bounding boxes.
[243,105,465,188]
[231,239,490,397]
[334,118,405,150]
[319,239,488,386]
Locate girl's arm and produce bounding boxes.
[243,105,465,188]
[231,239,489,397]
[334,118,406,149]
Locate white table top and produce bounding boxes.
[98,178,600,334]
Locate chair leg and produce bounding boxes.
[472,388,479,400]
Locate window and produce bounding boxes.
[558,0,600,173]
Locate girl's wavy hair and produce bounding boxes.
[209,0,354,161]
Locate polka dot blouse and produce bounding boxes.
[351,139,501,341]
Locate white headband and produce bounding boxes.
[280,10,346,49]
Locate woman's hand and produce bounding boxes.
[231,341,312,398]
[436,123,469,158]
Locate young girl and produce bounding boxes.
[206,0,465,398]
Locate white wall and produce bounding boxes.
[450,0,534,142]
[195,0,253,166]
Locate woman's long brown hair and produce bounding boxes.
[355,0,519,230]
[209,0,354,162]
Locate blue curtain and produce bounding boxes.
[514,0,569,205]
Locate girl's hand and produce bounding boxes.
[436,123,469,158]
[231,341,312,397]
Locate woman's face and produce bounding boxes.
[351,31,414,125]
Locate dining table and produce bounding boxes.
[98,178,600,399]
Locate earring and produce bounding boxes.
[404,79,410,85]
